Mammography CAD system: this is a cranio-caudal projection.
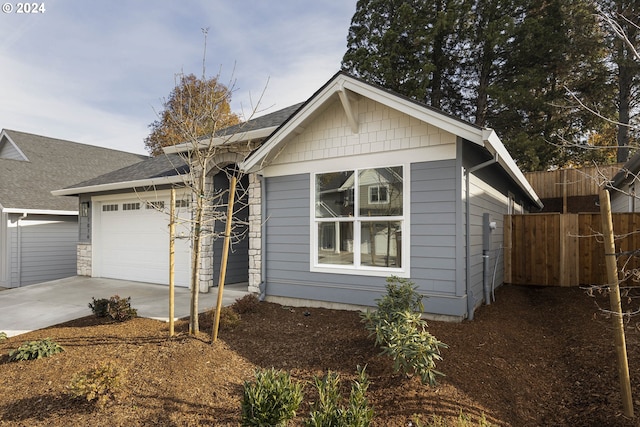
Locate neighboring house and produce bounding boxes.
[0,129,147,287]
[610,152,640,212]
[54,72,542,320]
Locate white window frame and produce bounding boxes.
[311,164,409,278]
[368,184,390,204]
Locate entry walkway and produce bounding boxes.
[0,276,249,337]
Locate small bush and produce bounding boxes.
[241,368,304,426]
[362,276,447,386]
[89,297,110,318]
[69,362,123,407]
[0,331,7,342]
[90,295,137,322]
[306,365,374,427]
[233,293,260,314]
[209,306,241,330]
[9,338,64,361]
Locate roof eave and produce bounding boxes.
[51,175,188,196]
[482,129,543,209]
[1,207,78,216]
[162,126,278,155]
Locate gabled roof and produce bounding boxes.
[240,72,542,209]
[0,129,147,213]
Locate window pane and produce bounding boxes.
[316,171,355,218]
[358,167,403,216]
[317,222,354,265]
[360,221,402,268]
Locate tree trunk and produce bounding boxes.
[189,164,207,335]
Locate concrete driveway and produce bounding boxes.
[0,276,249,337]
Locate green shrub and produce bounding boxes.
[0,331,7,342]
[241,368,304,426]
[69,362,123,407]
[90,295,137,322]
[233,293,260,314]
[306,365,374,427]
[89,297,110,317]
[8,338,64,361]
[362,276,447,386]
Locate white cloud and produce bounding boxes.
[0,0,357,154]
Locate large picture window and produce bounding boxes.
[314,166,404,273]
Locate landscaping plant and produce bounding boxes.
[8,338,64,361]
[0,331,7,342]
[232,293,260,314]
[69,362,123,407]
[89,295,137,322]
[306,365,374,427]
[241,367,304,426]
[362,276,447,386]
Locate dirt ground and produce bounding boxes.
[1,284,639,426]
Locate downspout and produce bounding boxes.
[17,212,27,286]
[258,174,268,301]
[465,154,498,320]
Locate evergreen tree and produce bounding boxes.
[341,0,467,113]
[599,0,640,163]
[487,0,610,171]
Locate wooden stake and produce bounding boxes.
[212,175,237,342]
[169,188,176,337]
[599,188,634,418]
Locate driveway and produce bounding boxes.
[0,276,249,337]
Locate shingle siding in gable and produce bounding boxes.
[269,98,456,166]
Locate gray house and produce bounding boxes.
[240,73,542,320]
[54,73,541,320]
[0,129,146,287]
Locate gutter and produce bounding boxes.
[464,154,499,320]
[51,175,187,197]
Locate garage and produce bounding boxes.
[93,191,192,287]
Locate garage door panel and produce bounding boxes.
[96,197,191,287]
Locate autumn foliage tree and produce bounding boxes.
[144,73,240,155]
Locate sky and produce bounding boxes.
[0,1,357,155]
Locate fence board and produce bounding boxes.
[505,213,640,286]
[524,164,624,199]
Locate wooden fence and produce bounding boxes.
[504,213,640,286]
[524,164,623,199]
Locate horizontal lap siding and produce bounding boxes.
[265,174,389,307]
[265,163,466,317]
[411,161,459,303]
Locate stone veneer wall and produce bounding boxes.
[248,173,261,293]
[77,243,92,276]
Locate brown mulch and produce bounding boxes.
[0,284,639,426]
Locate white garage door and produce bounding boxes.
[94,192,191,287]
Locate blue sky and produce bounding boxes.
[0,1,357,154]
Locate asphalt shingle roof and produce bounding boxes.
[0,130,147,211]
[66,153,188,189]
[60,103,304,192]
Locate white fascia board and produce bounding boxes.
[1,208,78,215]
[482,129,543,209]
[51,174,188,197]
[162,126,278,155]
[241,74,485,172]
